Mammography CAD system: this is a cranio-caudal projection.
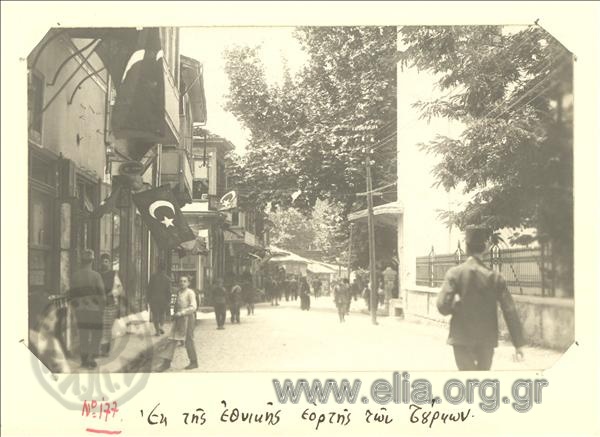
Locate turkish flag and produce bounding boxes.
[110,28,165,142]
[132,185,195,249]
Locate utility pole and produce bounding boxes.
[365,154,378,325]
[347,224,353,281]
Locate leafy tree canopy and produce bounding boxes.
[398,25,573,292]
[223,27,398,216]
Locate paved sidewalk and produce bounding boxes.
[155,300,562,373]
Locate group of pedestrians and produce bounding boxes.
[208,271,256,330]
[66,225,526,374]
[265,274,318,311]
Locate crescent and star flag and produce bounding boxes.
[132,185,195,249]
[110,28,165,141]
[66,27,165,143]
[218,190,238,211]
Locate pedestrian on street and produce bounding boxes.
[291,275,299,301]
[240,267,253,298]
[362,283,372,311]
[68,249,106,369]
[99,253,123,356]
[334,280,350,322]
[299,276,311,310]
[147,262,172,337]
[350,277,360,302]
[242,278,256,315]
[156,276,199,371]
[229,277,242,324]
[283,277,291,301]
[312,278,322,299]
[377,280,385,308]
[342,278,352,314]
[266,276,278,306]
[437,226,526,371]
[211,277,228,330]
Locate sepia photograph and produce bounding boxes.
[25,22,575,376]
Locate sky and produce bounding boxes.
[179,27,307,155]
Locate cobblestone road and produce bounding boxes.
[159,296,563,373]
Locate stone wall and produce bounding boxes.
[390,286,574,351]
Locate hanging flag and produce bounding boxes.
[291,189,302,203]
[110,27,165,141]
[90,186,122,219]
[132,185,195,249]
[218,190,238,211]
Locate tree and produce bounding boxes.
[398,25,573,295]
[266,199,348,262]
[223,28,397,210]
[223,27,399,268]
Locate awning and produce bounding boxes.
[180,55,207,124]
[268,252,309,264]
[307,263,337,274]
[348,201,403,228]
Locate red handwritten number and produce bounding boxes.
[82,400,119,422]
[82,400,92,417]
[103,402,112,421]
[111,402,119,418]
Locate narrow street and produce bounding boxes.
[157,298,562,373]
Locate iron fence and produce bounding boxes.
[416,244,557,297]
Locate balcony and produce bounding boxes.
[160,148,193,205]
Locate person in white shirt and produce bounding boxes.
[155,276,198,371]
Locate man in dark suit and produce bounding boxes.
[147,262,172,336]
[437,226,526,370]
[211,277,228,330]
[69,249,106,369]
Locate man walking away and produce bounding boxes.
[341,278,352,315]
[299,276,311,310]
[211,278,228,330]
[99,253,123,356]
[265,276,276,306]
[334,280,350,322]
[68,249,106,369]
[312,278,322,299]
[291,275,299,301]
[437,226,526,371]
[283,277,291,301]
[242,277,256,315]
[229,277,242,323]
[147,262,172,336]
[156,276,198,371]
[350,277,360,301]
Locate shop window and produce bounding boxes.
[75,179,98,259]
[29,190,54,292]
[28,70,44,143]
[192,179,208,200]
[30,154,56,188]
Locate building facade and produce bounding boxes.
[180,131,268,292]
[27,27,203,356]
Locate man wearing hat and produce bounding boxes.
[68,249,107,369]
[437,226,525,370]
